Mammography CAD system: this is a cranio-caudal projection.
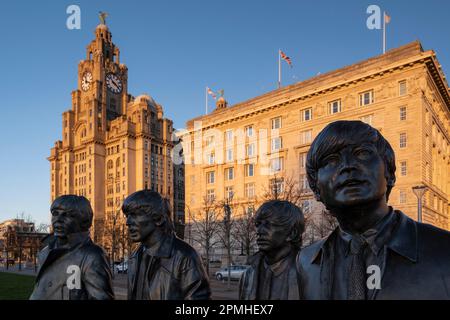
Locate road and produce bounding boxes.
[112,273,239,300]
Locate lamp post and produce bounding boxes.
[412,185,427,223]
[223,192,233,290]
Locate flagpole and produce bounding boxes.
[383,12,386,54]
[205,87,208,114]
[278,49,281,88]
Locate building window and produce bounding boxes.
[271,137,282,151]
[399,80,407,96]
[299,152,307,169]
[225,167,234,180]
[225,186,234,200]
[400,133,407,148]
[329,99,341,114]
[226,148,233,162]
[245,125,254,137]
[205,135,214,147]
[206,189,215,202]
[359,90,374,106]
[208,153,215,165]
[245,164,254,177]
[225,130,233,141]
[360,114,373,125]
[246,143,255,157]
[270,157,284,173]
[245,183,255,198]
[299,173,309,190]
[300,130,312,145]
[271,117,282,129]
[399,190,407,204]
[270,178,284,195]
[400,161,407,176]
[400,106,407,121]
[301,108,312,121]
[206,171,215,184]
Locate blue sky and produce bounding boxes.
[0,0,449,225]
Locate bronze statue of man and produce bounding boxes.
[30,195,114,300]
[123,190,211,300]
[239,200,304,300]
[297,120,450,299]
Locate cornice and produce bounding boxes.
[184,45,449,134]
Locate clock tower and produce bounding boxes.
[77,23,128,135]
[49,21,183,248]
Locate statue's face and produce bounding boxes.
[51,208,82,238]
[124,209,157,243]
[255,211,291,254]
[316,143,387,210]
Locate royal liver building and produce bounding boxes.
[48,22,185,249]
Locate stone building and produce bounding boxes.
[48,22,184,248]
[182,40,450,254]
[0,219,48,268]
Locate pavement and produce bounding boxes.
[0,265,37,276]
[0,265,240,300]
[112,272,239,300]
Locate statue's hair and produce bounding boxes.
[122,190,174,233]
[306,120,396,202]
[255,200,305,249]
[50,195,93,231]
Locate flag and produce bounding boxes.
[384,12,391,24]
[207,87,217,100]
[280,50,293,67]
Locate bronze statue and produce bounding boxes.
[297,120,450,299]
[239,200,304,300]
[29,195,114,300]
[123,190,211,300]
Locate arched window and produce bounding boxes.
[107,160,113,170]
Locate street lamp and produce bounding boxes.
[223,192,233,290]
[412,185,427,223]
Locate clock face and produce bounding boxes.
[81,72,93,91]
[106,73,123,94]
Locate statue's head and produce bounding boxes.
[50,195,93,238]
[122,190,174,243]
[255,200,305,254]
[306,120,396,213]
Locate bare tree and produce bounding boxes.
[261,172,338,247]
[233,203,257,259]
[216,194,239,288]
[35,223,51,233]
[261,174,306,206]
[16,212,34,224]
[190,196,221,276]
[302,209,338,246]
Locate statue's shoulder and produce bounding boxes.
[416,219,450,245]
[80,238,108,259]
[297,236,330,268]
[246,251,263,266]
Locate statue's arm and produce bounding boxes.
[82,249,115,300]
[179,255,211,300]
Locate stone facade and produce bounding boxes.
[48,24,184,247]
[183,41,450,234]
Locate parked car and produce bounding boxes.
[215,265,249,281]
[115,262,128,274]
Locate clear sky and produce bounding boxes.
[0,0,449,225]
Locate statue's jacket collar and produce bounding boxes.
[310,209,418,265]
[36,231,92,281]
[308,210,417,300]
